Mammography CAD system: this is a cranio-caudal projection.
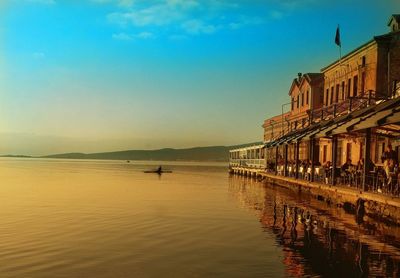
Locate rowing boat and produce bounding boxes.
[143,170,172,174]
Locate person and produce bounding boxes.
[341,159,353,172]
[324,161,332,184]
[356,159,364,172]
[341,159,353,185]
[381,144,398,186]
[157,166,162,172]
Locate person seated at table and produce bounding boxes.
[381,144,398,185]
[340,159,353,184]
[356,159,364,172]
[324,161,331,169]
[323,161,332,183]
[341,159,353,172]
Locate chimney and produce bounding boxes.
[297,72,302,82]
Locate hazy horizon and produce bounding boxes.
[1,0,397,155]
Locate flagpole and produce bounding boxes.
[338,24,342,65]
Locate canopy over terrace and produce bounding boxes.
[264,97,400,190]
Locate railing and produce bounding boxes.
[274,164,400,198]
[266,90,387,143]
[310,90,385,123]
[229,159,266,169]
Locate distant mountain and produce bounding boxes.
[40,142,262,162]
[0,154,32,158]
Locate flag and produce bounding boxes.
[335,25,341,47]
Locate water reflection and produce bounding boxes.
[229,175,400,277]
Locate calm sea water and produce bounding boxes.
[0,158,399,277]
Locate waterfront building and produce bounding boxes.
[230,14,400,197]
[262,73,324,172]
[317,14,400,166]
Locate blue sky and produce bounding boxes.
[0,0,398,155]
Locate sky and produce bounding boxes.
[0,0,398,155]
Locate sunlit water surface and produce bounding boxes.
[0,158,399,277]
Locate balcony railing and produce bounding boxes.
[267,90,386,143]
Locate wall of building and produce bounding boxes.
[389,33,400,96]
[322,43,378,107]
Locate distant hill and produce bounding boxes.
[0,154,32,158]
[40,142,262,162]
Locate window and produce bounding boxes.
[306,90,309,105]
[353,75,358,96]
[297,95,299,109]
[325,89,329,106]
[361,72,366,95]
[346,143,352,162]
[362,56,366,67]
[330,86,334,105]
[394,80,400,97]
[291,97,294,111]
[337,143,342,166]
[323,145,327,163]
[335,84,339,103]
[347,78,352,98]
[341,81,345,100]
[301,93,304,107]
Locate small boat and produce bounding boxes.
[144,170,172,174]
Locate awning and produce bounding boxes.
[349,108,396,132]
[264,97,400,148]
[329,97,400,135]
[377,108,400,126]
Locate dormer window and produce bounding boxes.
[388,15,400,33]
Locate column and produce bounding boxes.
[331,136,338,186]
[310,138,315,182]
[284,144,288,177]
[363,128,371,191]
[275,146,279,175]
[295,141,300,179]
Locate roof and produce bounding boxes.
[230,144,265,152]
[299,73,323,88]
[328,97,400,136]
[321,39,375,72]
[388,14,400,26]
[288,78,300,96]
[288,73,323,95]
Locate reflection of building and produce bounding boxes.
[228,175,400,277]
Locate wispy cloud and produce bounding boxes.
[135,31,155,39]
[91,0,133,7]
[112,32,134,40]
[181,20,218,35]
[105,0,270,38]
[26,0,55,4]
[107,3,190,27]
[97,0,320,40]
[266,0,319,19]
[112,31,155,40]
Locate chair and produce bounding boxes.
[306,167,312,181]
[299,166,304,179]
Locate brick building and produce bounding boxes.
[262,14,400,167]
[318,14,400,166]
